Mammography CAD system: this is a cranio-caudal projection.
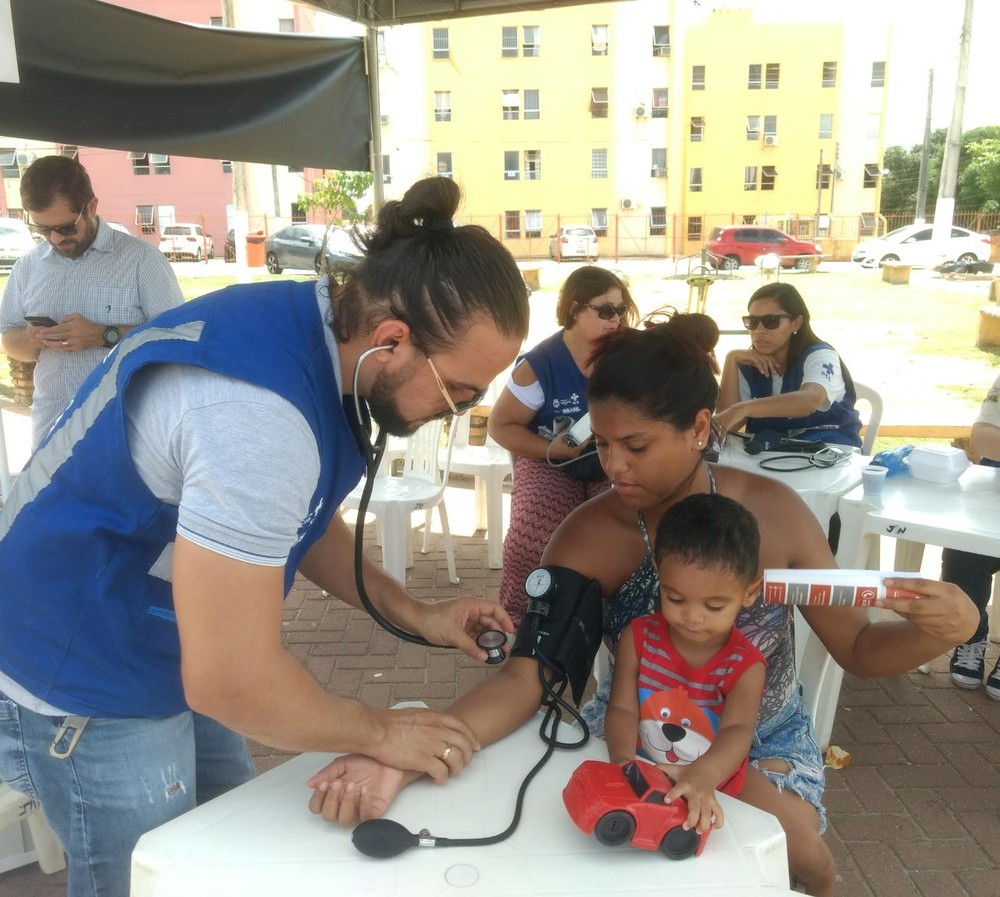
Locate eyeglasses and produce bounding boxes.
[742,314,795,331]
[27,209,84,238]
[425,356,487,416]
[582,302,628,321]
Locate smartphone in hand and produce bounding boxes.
[25,315,58,328]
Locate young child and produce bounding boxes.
[605,493,766,836]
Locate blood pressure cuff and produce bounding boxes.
[510,566,604,705]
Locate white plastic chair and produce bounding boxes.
[0,781,65,874]
[853,382,883,456]
[442,414,513,569]
[342,416,460,585]
[793,610,841,751]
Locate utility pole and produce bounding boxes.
[222,0,251,280]
[915,70,934,223]
[934,0,974,239]
[815,148,824,233]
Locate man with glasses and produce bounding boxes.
[0,155,182,447]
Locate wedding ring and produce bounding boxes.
[440,744,453,762]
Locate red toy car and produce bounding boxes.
[562,759,711,860]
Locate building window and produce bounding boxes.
[765,63,780,90]
[504,210,521,239]
[437,152,453,178]
[522,26,540,57]
[128,151,150,175]
[763,115,777,137]
[591,208,608,236]
[590,87,608,118]
[150,153,171,175]
[818,114,833,139]
[649,206,666,236]
[291,202,307,223]
[501,26,517,57]
[524,89,540,120]
[867,113,881,139]
[651,147,666,178]
[502,89,520,120]
[746,116,761,141]
[376,32,386,66]
[524,149,541,180]
[209,15,223,27]
[278,17,295,32]
[59,144,78,159]
[689,168,703,193]
[744,166,758,191]
[135,205,155,235]
[221,160,232,174]
[816,164,832,190]
[434,91,452,122]
[525,209,542,238]
[761,166,777,191]
[651,87,668,118]
[382,154,392,185]
[591,24,608,56]
[691,65,705,90]
[432,28,449,59]
[652,25,670,57]
[860,212,877,235]
[690,116,705,142]
[0,148,19,179]
[863,163,881,188]
[748,64,761,90]
[504,150,520,180]
[822,61,837,87]
[591,149,608,179]
[687,217,702,241]
[871,61,886,88]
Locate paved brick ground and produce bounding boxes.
[3,512,1000,896]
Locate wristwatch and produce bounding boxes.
[102,326,121,349]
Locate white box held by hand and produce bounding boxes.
[763,569,920,607]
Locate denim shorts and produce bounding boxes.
[749,686,827,833]
[580,675,827,833]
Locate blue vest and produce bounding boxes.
[0,280,365,718]
[521,330,589,438]
[742,342,862,448]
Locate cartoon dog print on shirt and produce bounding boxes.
[637,687,719,766]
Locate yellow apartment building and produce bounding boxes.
[376,2,891,260]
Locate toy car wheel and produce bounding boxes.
[659,824,699,860]
[594,810,636,847]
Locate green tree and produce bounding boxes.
[880,129,946,217]
[957,127,1000,212]
[297,170,373,226]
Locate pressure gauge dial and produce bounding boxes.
[524,567,553,598]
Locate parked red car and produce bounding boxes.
[706,225,821,271]
[562,759,711,860]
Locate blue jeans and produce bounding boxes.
[0,693,255,897]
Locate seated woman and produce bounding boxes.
[309,313,976,897]
[489,266,637,628]
[716,282,862,448]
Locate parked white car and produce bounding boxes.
[159,223,214,261]
[0,217,38,269]
[852,223,992,269]
[549,225,599,261]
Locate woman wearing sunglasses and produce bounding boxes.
[488,266,638,627]
[715,283,862,447]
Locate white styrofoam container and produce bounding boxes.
[904,444,970,484]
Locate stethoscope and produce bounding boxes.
[346,345,585,857]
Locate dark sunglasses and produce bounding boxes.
[27,209,84,238]
[582,302,627,321]
[742,313,794,331]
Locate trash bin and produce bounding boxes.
[246,231,265,267]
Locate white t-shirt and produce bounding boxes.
[737,346,845,412]
[975,372,1000,429]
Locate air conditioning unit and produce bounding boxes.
[621,198,634,210]
[763,135,779,147]
[634,103,647,118]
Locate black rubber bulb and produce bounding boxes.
[352,818,420,858]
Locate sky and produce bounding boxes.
[700,0,997,149]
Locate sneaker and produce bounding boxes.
[950,639,987,689]
[986,658,1000,701]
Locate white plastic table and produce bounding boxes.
[716,441,869,536]
[132,712,792,897]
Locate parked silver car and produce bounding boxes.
[0,217,38,269]
[264,224,363,274]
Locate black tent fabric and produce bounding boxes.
[1,0,371,170]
